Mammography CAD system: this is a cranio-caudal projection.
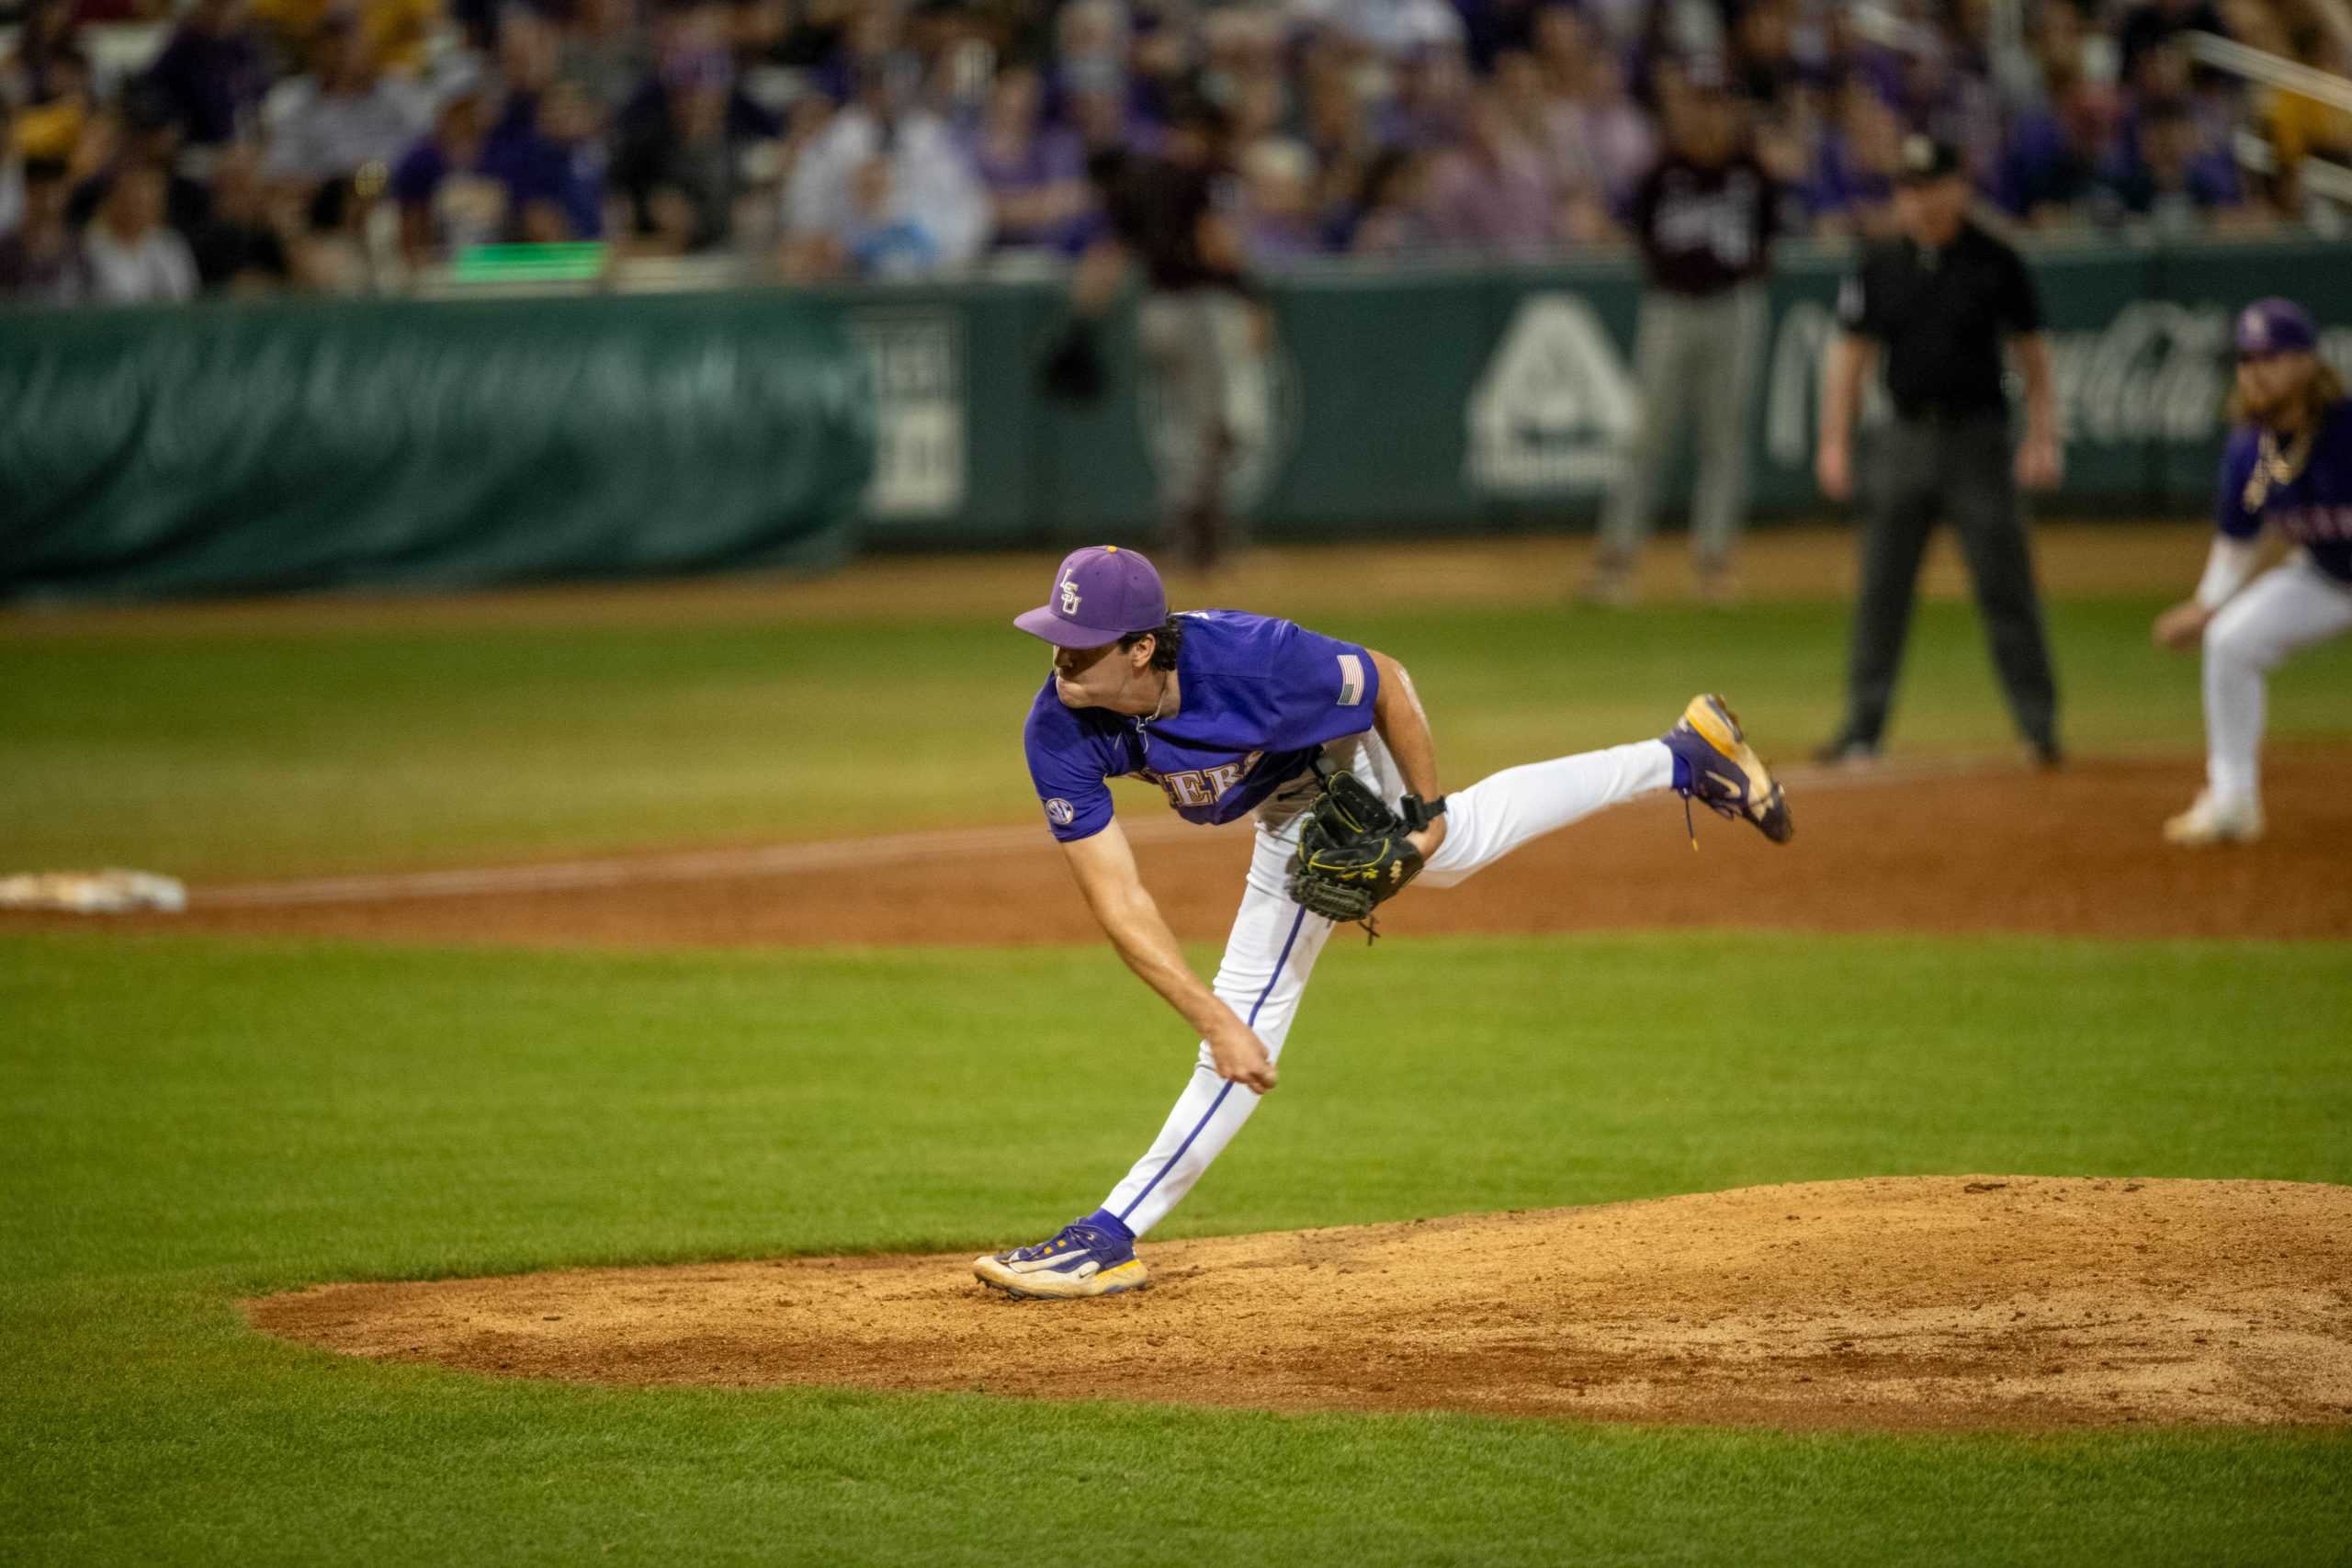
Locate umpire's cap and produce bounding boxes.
[1895,134,1964,184]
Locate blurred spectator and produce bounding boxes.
[1490,48,1616,241]
[299,165,392,291]
[0,102,21,237]
[1387,39,1477,148]
[1998,79,2126,222]
[783,54,989,276]
[1338,144,1437,253]
[1805,77,1901,235]
[1299,53,1380,234]
[559,0,654,114]
[84,161,198,302]
[190,141,297,290]
[1423,92,1554,252]
[71,84,212,239]
[614,55,749,254]
[2259,25,2352,213]
[3,1,90,136]
[249,0,443,77]
[0,155,92,304]
[965,64,1092,254]
[391,84,507,265]
[1733,0,1810,107]
[828,154,932,276]
[5,3,101,172]
[0,0,2331,300]
[1545,16,1656,213]
[1237,135,1322,267]
[263,20,429,186]
[2109,94,2248,231]
[1297,0,1467,58]
[492,78,609,241]
[140,0,272,146]
[2118,0,2226,83]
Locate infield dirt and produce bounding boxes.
[34,748,2352,945]
[251,1176,2352,1430]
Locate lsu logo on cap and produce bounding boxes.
[1058,575,1082,615]
[2240,308,2269,351]
[1044,798,1075,826]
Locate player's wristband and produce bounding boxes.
[1400,794,1448,832]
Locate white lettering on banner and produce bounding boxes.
[1762,304,2352,469]
[1465,295,1638,493]
[846,308,967,519]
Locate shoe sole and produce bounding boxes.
[1683,694,1794,845]
[2164,824,2264,847]
[972,1258,1149,1301]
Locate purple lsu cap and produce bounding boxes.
[2235,298,2317,359]
[1013,546,1168,649]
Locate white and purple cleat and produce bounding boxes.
[973,1213,1148,1300]
[1663,694,1795,846]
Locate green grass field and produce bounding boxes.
[6,570,2351,1565]
[6,931,2350,1566]
[7,592,2352,880]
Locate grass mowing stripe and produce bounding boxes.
[6,594,2348,880]
[3,930,2347,1565]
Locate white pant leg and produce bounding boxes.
[1101,826,1336,1236]
[1100,731,1675,1235]
[1421,739,1677,887]
[2202,558,2352,807]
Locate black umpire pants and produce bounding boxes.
[1840,412,2058,750]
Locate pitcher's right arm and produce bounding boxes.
[1058,820,1278,1092]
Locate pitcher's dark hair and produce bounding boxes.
[1119,616,1184,672]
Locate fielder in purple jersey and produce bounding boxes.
[2154,297,2352,845]
[973,544,1794,1300]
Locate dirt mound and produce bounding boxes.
[251,1177,2352,1429]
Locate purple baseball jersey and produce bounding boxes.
[1023,610,1382,842]
[2217,396,2352,585]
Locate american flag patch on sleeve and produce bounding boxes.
[1336,653,1364,705]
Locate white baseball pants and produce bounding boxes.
[2202,555,2352,807]
[1097,733,1676,1236]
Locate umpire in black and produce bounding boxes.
[1815,135,2064,765]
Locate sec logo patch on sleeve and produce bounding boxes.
[1045,798,1075,826]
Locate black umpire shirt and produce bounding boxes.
[1837,220,2042,418]
[1629,152,1779,296]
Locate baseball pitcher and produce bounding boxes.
[2154,297,2351,845]
[973,545,1793,1299]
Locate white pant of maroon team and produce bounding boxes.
[2201,555,2352,810]
[1100,732,1675,1236]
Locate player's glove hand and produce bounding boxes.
[1286,772,1436,929]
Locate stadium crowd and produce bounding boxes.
[2,0,2348,303]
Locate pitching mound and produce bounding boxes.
[250,1177,2352,1429]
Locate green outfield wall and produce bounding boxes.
[4,237,2346,599]
[0,292,875,601]
[840,235,2352,548]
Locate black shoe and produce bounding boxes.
[2030,739,2064,770]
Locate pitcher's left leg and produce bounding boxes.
[1419,696,1792,891]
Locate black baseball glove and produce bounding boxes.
[1286,772,1445,931]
